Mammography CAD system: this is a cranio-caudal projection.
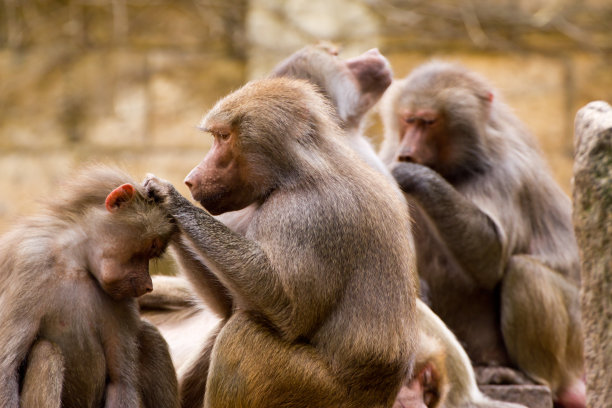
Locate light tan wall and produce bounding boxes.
[0,1,248,232]
[1,0,611,233]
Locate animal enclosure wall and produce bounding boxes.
[1,0,611,233]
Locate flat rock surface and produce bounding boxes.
[480,384,553,408]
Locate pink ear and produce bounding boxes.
[105,183,135,212]
[487,92,494,103]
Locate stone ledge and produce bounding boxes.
[480,385,553,408]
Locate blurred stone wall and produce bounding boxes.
[0,0,248,235]
[1,0,611,234]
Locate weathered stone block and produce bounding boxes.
[572,100,612,408]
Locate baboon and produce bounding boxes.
[143,44,409,408]
[272,44,527,408]
[270,43,394,178]
[142,45,525,408]
[144,77,418,407]
[379,60,584,407]
[0,166,179,408]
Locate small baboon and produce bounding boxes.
[0,166,179,408]
[380,61,584,408]
[144,77,418,408]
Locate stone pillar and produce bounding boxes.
[246,0,379,79]
[572,100,612,407]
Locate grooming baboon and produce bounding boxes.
[380,61,584,407]
[0,166,179,408]
[144,77,418,407]
[142,45,525,408]
[143,44,410,408]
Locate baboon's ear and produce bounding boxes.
[105,184,135,213]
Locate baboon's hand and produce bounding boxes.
[390,162,440,195]
[143,174,176,206]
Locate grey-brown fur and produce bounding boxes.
[144,77,418,408]
[141,46,526,408]
[380,61,583,405]
[0,165,179,408]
